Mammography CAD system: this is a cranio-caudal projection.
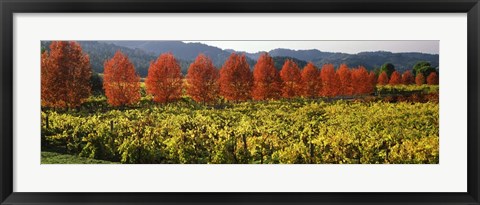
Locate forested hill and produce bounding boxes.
[106,41,438,72]
[41,41,439,77]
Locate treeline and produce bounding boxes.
[41,41,439,108]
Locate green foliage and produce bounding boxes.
[413,61,437,77]
[380,63,395,77]
[42,95,439,164]
[376,85,439,95]
[90,72,104,95]
[42,151,118,164]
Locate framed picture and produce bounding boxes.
[1,0,479,204]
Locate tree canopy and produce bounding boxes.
[219,53,253,102]
[41,41,92,108]
[413,61,437,79]
[252,53,282,100]
[280,59,302,98]
[186,54,219,104]
[103,51,141,106]
[146,53,184,103]
[380,63,395,77]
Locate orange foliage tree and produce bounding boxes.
[146,53,183,103]
[389,71,402,85]
[186,54,219,104]
[252,53,282,100]
[336,64,353,96]
[301,62,320,98]
[320,64,340,97]
[377,71,389,85]
[352,66,375,95]
[219,53,253,101]
[415,73,425,85]
[41,41,91,108]
[427,72,439,85]
[401,70,415,85]
[103,51,141,106]
[280,59,302,98]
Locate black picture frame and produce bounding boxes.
[1,0,479,204]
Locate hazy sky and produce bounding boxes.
[182,41,439,54]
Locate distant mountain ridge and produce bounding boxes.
[106,41,439,73]
[104,41,233,69]
[42,41,439,77]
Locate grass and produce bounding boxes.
[41,151,119,164]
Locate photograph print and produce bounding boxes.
[40,40,439,164]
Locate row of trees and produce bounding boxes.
[100,51,379,105]
[377,70,438,86]
[41,41,439,108]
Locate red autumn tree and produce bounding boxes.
[103,51,141,106]
[365,68,376,94]
[369,71,377,87]
[186,54,219,104]
[427,72,439,85]
[377,71,389,85]
[351,66,374,95]
[41,41,91,108]
[401,70,415,85]
[280,59,302,98]
[219,53,253,102]
[301,62,320,98]
[252,53,282,100]
[336,64,353,96]
[415,73,425,85]
[41,51,55,107]
[389,71,402,85]
[320,64,340,97]
[146,53,183,103]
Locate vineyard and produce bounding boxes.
[42,86,439,164]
